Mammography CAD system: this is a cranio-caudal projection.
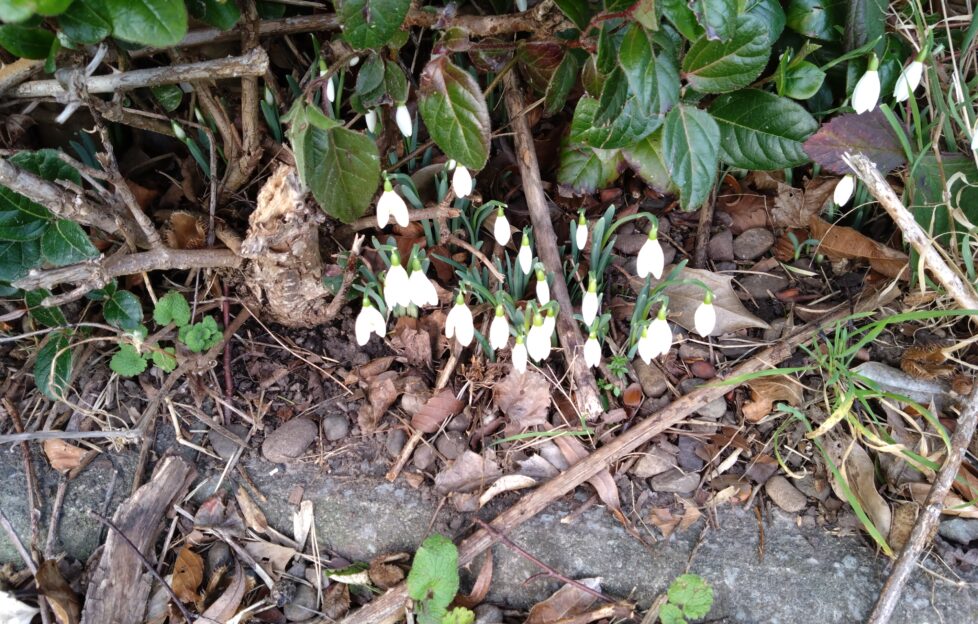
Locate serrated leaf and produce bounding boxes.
[58,0,113,44]
[152,347,177,372]
[418,56,491,171]
[25,289,66,328]
[153,291,191,327]
[287,103,381,223]
[544,52,580,115]
[41,219,97,266]
[659,603,685,624]
[104,290,143,330]
[0,24,54,59]
[661,105,719,210]
[619,23,680,116]
[569,94,662,151]
[681,14,768,94]
[104,0,188,47]
[667,574,714,619]
[802,109,904,175]
[785,0,844,42]
[778,61,825,99]
[659,0,704,41]
[187,0,240,31]
[689,0,737,41]
[557,139,622,195]
[745,0,786,45]
[593,67,628,126]
[623,129,675,192]
[36,330,72,399]
[407,534,459,623]
[0,239,40,284]
[340,0,410,50]
[178,315,222,353]
[110,344,148,378]
[708,89,817,170]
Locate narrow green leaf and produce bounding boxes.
[708,89,818,169]
[682,14,769,93]
[418,56,491,170]
[0,24,54,59]
[661,105,720,210]
[340,0,410,50]
[40,219,98,266]
[104,0,188,47]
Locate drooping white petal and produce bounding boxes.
[581,291,599,327]
[637,237,664,279]
[518,241,533,275]
[355,305,386,345]
[377,188,406,228]
[972,125,978,152]
[694,302,716,337]
[489,314,509,350]
[852,70,880,114]
[383,265,411,309]
[389,194,410,227]
[542,313,556,338]
[583,336,601,368]
[349,55,360,67]
[365,109,378,133]
[409,268,438,307]
[494,213,511,246]
[0,590,39,624]
[575,222,587,250]
[834,175,855,206]
[446,302,474,346]
[526,323,550,361]
[637,329,655,364]
[395,104,413,138]
[325,76,336,103]
[452,166,473,198]
[512,341,528,373]
[515,0,527,11]
[893,61,924,103]
[536,280,550,304]
[648,317,672,357]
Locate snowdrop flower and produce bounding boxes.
[893,53,925,103]
[408,257,438,307]
[583,332,601,368]
[349,55,360,67]
[535,268,550,304]
[395,104,413,138]
[448,160,474,198]
[493,205,511,246]
[972,121,978,152]
[852,54,880,114]
[542,308,556,338]
[325,76,336,103]
[512,335,528,373]
[355,297,386,345]
[581,273,599,327]
[171,120,187,141]
[383,253,411,309]
[445,291,474,347]
[637,325,655,364]
[834,174,855,206]
[637,308,672,363]
[489,304,509,350]
[526,313,550,362]
[365,109,378,133]
[515,0,527,12]
[636,226,664,279]
[694,291,716,337]
[518,233,533,275]
[574,211,588,251]
[377,177,409,228]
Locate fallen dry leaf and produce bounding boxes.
[171,546,204,605]
[649,507,680,538]
[554,436,626,526]
[411,388,464,433]
[357,371,400,432]
[493,369,551,430]
[888,502,919,552]
[526,577,602,624]
[368,553,407,589]
[906,482,978,519]
[825,435,892,546]
[803,109,905,175]
[293,500,314,553]
[235,486,269,535]
[343,356,395,385]
[322,582,351,620]
[653,267,770,336]
[36,559,80,624]
[455,553,493,609]
[243,540,296,578]
[900,345,955,380]
[42,439,94,473]
[809,217,908,280]
[434,450,502,494]
[716,192,770,234]
[478,474,537,507]
[199,562,246,623]
[742,375,803,422]
[852,362,948,408]
[770,177,837,229]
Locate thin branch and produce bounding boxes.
[345,205,461,232]
[10,48,269,99]
[446,233,505,283]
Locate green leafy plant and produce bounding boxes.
[659,574,714,624]
[406,534,474,624]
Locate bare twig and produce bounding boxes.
[3,398,42,563]
[0,508,36,574]
[502,70,604,421]
[11,48,269,99]
[693,192,715,269]
[446,233,505,283]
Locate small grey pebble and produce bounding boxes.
[413,444,435,470]
[283,583,317,622]
[733,227,775,260]
[262,418,317,463]
[446,413,471,432]
[677,436,705,472]
[386,429,407,457]
[708,230,734,262]
[322,414,350,441]
[435,431,467,460]
[474,603,504,624]
[208,423,248,461]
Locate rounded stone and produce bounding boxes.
[262,418,318,463]
[733,227,775,260]
[283,582,317,622]
[208,423,248,461]
[435,431,467,460]
[322,414,350,442]
[765,475,808,513]
[386,428,407,457]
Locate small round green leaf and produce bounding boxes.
[153,291,191,327]
[110,344,148,377]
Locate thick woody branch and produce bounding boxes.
[502,71,604,421]
[10,48,269,99]
[12,249,241,300]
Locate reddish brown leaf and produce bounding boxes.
[171,546,204,605]
[200,562,246,622]
[411,389,464,433]
[809,217,909,279]
[622,383,643,408]
[493,369,551,430]
[42,439,94,473]
[526,578,602,624]
[36,560,80,624]
[553,436,625,525]
[742,375,803,422]
[455,553,493,609]
[803,109,905,175]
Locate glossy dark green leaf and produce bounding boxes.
[340,0,410,50]
[593,67,628,126]
[0,209,47,241]
[557,139,622,195]
[418,56,491,170]
[25,289,66,328]
[35,330,72,399]
[745,0,786,45]
[0,24,54,59]
[0,1,34,22]
[151,84,184,112]
[544,51,580,115]
[40,219,98,266]
[595,25,617,75]
[35,0,73,15]
[779,61,826,99]
[661,105,720,210]
[844,0,885,50]
[570,96,660,150]
[0,239,40,284]
[287,103,381,224]
[659,0,704,41]
[355,54,386,102]
[553,0,591,29]
[104,0,188,47]
[187,0,240,30]
[689,0,737,41]
[104,289,143,330]
[623,129,675,193]
[58,0,113,44]
[682,15,769,93]
[786,0,844,42]
[10,149,81,185]
[618,23,679,117]
[708,89,818,170]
